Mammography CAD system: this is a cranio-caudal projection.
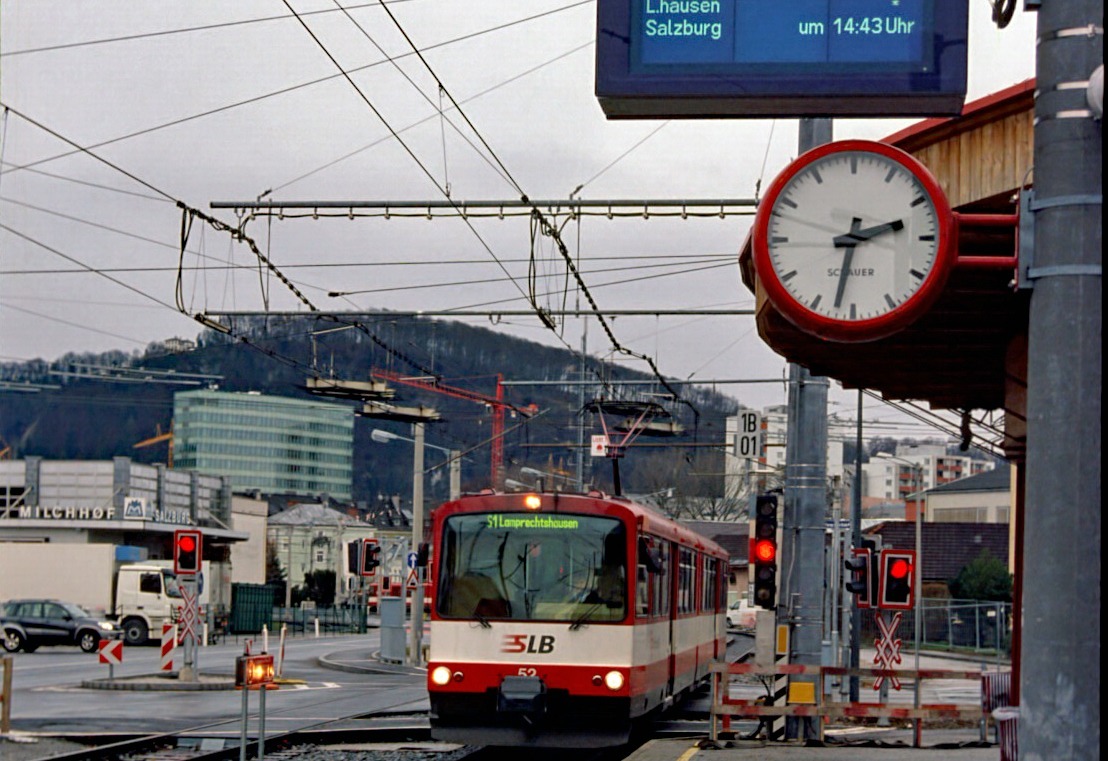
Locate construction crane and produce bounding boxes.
[134,423,174,467]
[370,369,532,490]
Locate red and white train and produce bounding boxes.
[427,490,728,747]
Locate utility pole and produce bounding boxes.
[1021,2,1101,759]
[409,421,426,668]
[780,118,832,740]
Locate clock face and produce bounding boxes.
[752,140,954,342]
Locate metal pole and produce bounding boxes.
[913,466,922,747]
[258,683,266,761]
[449,450,461,500]
[239,682,249,761]
[782,117,832,741]
[409,422,426,667]
[1022,5,1101,760]
[849,389,863,702]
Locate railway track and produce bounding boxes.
[25,704,713,761]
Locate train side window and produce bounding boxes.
[652,541,671,618]
[678,548,694,614]
[703,558,719,612]
[636,562,650,617]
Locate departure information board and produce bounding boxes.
[596,0,968,117]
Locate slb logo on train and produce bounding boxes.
[502,634,556,654]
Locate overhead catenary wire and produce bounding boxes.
[277,0,561,339]
[367,0,692,413]
[0,1,413,58]
[0,4,594,179]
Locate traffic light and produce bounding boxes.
[360,538,380,577]
[844,547,873,608]
[347,540,362,576]
[878,549,916,610]
[235,653,275,687]
[751,494,778,609]
[173,529,202,575]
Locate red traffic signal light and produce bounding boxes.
[753,538,776,564]
[878,549,916,610]
[174,529,202,575]
[751,494,778,610]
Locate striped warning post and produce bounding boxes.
[161,624,178,672]
[770,623,789,741]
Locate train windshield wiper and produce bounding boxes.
[569,603,602,631]
[474,610,492,629]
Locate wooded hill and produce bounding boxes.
[1,315,743,505]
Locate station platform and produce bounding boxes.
[628,731,999,761]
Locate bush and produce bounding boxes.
[949,549,1012,602]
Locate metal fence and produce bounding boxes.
[859,598,1013,657]
[226,583,369,636]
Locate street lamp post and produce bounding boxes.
[371,427,460,667]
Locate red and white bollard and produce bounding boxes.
[161,624,178,672]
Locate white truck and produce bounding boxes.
[0,544,207,645]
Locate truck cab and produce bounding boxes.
[113,564,183,645]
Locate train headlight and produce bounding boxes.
[603,670,625,691]
[523,494,542,510]
[431,666,454,686]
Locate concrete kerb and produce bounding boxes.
[80,673,236,691]
[317,649,425,677]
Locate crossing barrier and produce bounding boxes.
[709,660,1007,745]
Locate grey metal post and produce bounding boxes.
[258,682,266,761]
[409,422,425,667]
[1021,3,1102,760]
[849,390,863,701]
[780,118,832,739]
[239,682,249,761]
[449,450,461,500]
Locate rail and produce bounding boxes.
[709,660,1001,745]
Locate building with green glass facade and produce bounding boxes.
[173,390,354,500]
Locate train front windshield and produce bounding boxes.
[437,512,627,623]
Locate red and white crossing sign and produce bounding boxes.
[98,639,123,665]
[872,611,904,691]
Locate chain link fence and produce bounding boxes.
[860,598,1013,657]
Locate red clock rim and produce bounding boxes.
[751,139,956,343]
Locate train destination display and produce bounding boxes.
[596,0,969,117]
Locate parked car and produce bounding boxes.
[727,598,756,631]
[1,599,119,653]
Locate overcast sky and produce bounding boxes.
[1,1,1037,434]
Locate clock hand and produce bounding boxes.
[833,219,904,247]
[833,218,862,309]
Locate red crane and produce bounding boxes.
[370,369,527,489]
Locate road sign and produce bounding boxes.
[407,551,418,570]
[590,434,608,457]
[98,639,123,665]
[873,611,904,690]
[736,410,761,460]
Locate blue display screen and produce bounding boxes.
[638,0,929,67]
[596,0,968,117]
